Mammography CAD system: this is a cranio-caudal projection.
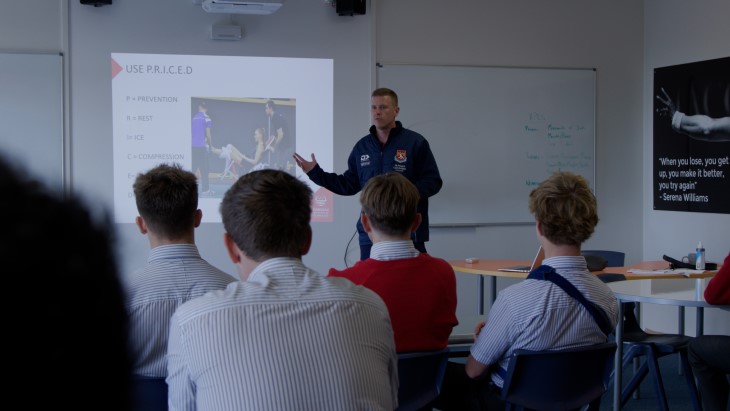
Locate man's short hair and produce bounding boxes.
[528,171,598,246]
[360,172,419,236]
[220,169,312,260]
[372,88,399,107]
[265,99,276,110]
[133,163,198,239]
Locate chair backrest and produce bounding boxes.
[131,376,168,411]
[501,342,617,411]
[581,250,626,267]
[395,347,450,411]
[596,273,627,284]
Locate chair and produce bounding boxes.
[131,376,168,411]
[500,342,617,411]
[395,347,450,411]
[581,250,626,267]
[595,273,702,411]
[609,302,702,411]
[596,273,628,284]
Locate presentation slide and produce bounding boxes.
[111,53,334,223]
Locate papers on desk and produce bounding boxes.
[627,268,705,277]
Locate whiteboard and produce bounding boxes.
[0,52,64,191]
[377,64,595,225]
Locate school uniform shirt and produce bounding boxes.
[125,244,235,377]
[166,257,399,411]
[329,240,458,352]
[470,255,619,388]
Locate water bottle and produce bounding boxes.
[695,242,706,270]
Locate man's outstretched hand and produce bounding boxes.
[293,152,317,173]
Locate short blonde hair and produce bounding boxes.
[528,171,598,246]
[360,172,419,236]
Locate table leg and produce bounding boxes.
[613,300,624,411]
[477,276,498,316]
[633,304,640,399]
[478,276,484,315]
[695,278,704,336]
[678,306,685,375]
[678,306,685,334]
[696,307,704,336]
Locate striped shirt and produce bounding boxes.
[125,244,235,377]
[470,256,619,387]
[167,257,399,411]
[370,240,422,261]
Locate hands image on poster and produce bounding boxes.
[656,87,730,142]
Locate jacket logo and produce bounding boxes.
[360,154,371,167]
[395,150,407,163]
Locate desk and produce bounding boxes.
[607,278,730,411]
[449,259,717,315]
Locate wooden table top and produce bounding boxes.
[449,259,718,280]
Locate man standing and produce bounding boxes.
[167,169,398,410]
[294,88,443,260]
[125,163,235,406]
[191,100,213,196]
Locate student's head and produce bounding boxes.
[220,169,312,261]
[0,155,132,409]
[198,100,207,112]
[133,163,200,240]
[360,171,421,237]
[528,171,598,246]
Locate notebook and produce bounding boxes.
[498,246,545,273]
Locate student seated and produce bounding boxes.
[688,250,730,411]
[1,154,132,410]
[125,163,235,385]
[329,171,458,352]
[435,171,619,410]
[166,169,399,410]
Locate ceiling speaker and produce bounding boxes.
[80,0,112,6]
[336,0,365,16]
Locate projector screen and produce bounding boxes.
[111,53,334,223]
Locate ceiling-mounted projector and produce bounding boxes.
[202,0,284,15]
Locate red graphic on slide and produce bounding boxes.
[311,188,333,222]
[111,59,122,79]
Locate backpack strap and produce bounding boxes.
[527,265,613,336]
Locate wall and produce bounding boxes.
[376,0,645,319]
[66,0,373,279]
[0,1,64,53]
[642,0,730,334]
[1,0,726,333]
